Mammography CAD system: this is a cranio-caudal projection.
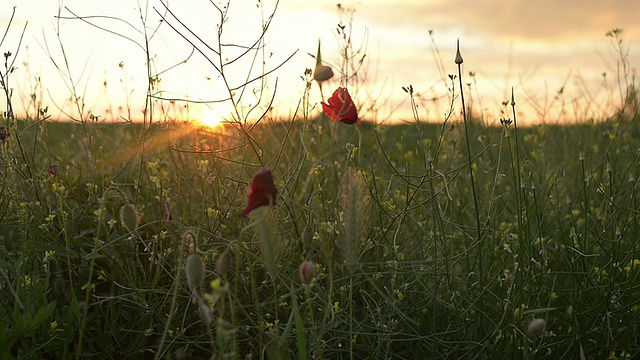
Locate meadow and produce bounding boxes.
[2,108,640,359]
[1,2,640,360]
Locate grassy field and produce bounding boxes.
[1,2,639,358]
[1,111,640,359]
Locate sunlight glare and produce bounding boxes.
[195,105,224,129]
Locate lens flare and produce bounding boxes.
[196,105,224,128]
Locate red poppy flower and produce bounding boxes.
[48,165,58,175]
[321,87,360,125]
[239,168,278,217]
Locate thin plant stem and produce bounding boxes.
[455,41,484,324]
[155,231,188,360]
[510,88,525,243]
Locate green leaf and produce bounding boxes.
[521,307,558,315]
[31,301,57,330]
[8,301,57,346]
[290,283,308,360]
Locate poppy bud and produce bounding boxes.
[0,127,7,142]
[314,65,334,83]
[313,39,334,82]
[182,231,197,252]
[455,39,464,65]
[299,260,317,284]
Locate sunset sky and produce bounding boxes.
[2,0,639,126]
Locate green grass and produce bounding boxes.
[1,113,640,359]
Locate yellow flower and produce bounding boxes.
[148,160,159,174]
[43,250,55,263]
[210,278,222,291]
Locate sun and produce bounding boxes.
[195,105,224,128]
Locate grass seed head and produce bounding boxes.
[119,203,139,233]
[527,318,547,337]
[198,302,213,324]
[186,254,206,292]
[565,305,573,318]
[339,169,370,271]
[216,251,232,276]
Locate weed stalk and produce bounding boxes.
[455,40,484,330]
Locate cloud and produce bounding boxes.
[356,0,640,43]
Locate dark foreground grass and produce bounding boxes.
[1,115,640,359]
